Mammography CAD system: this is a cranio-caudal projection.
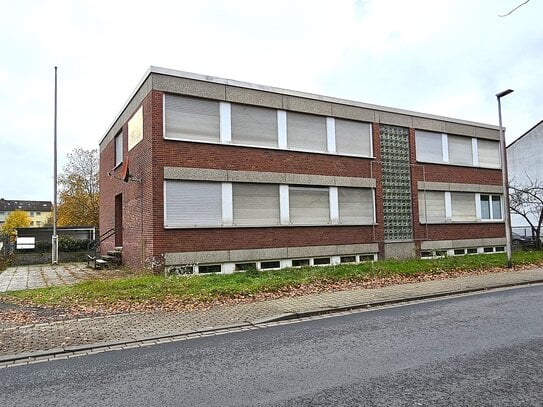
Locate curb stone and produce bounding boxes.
[2,277,543,366]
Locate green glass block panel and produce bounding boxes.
[380,125,413,241]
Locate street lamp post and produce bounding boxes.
[496,89,514,268]
[52,67,58,265]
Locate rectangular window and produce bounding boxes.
[448,135,473,166]
[480,194,502,220]
[164,94,220,143]
[289,186,330,224]
[231,104,278,148]
[287,112,327,152]
[260,261,280,270]
[198,264,221,274]
[451,192,476,222]
[114,132,123,167]
[164,181,222,227]
[313,257,331,265]
[478,139,500,168]
[415,130,443,163]
[292,259,310,267]
[340,255,356,263]
[335,119,371,156]
[338,187,373,224]
[233,183,280,226]
[418,191,446,223]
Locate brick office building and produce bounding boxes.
[99,67,505,273]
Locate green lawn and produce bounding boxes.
[3,250,543,308]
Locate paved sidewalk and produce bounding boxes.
[0,263,109,292]
[1,268,543,363]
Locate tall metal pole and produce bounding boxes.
[52,67,59,264]
[496,89,514,268]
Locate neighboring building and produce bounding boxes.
[507,120,543,234]
[99,67,505,273]
[0,199,52,227]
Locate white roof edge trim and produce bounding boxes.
[100,65,500,146]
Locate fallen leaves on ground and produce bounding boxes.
[0,264,537,328]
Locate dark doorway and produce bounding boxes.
[115,193,123,247]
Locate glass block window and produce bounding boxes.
[380,125,413,241]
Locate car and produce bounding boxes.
[512,232,535,247]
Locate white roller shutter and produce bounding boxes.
[233,183,280,225]
[287,112,327,152]
[338,187,373,224]
[418,191,446,223]
[415,131,443,163]
[335,119,371,157]
[231,104,278,147]
[164,94,220,142]
[164,181,222,227]
[478,139,500,168]
[451,192,476,222]
[289,186,330,224]
[448,135,473,165]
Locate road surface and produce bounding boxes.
[1,284,543,406]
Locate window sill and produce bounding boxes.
[164,223,377,229]
[415,160,501,170]
[163,136,374,160]
[420,220,505,225]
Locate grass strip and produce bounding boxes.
[2,250,543,307]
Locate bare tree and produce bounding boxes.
[509,177,543,249]
[499,0,530,17]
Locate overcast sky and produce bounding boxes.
[0,0,541,202]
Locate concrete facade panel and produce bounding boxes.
[152,74,226,101]
[164,250,230,265]
[164,167,228,181]
[331,104,375,122]
[412,117,446,133]
[376,111,413,128]
[282,96,332,116]
[227,170,286,184]
[384,242,416,260]
[229,248,288,262]
[475,126,500,141]
[225,86,283,108]
[334,176,376,188]
[444,121,476,137]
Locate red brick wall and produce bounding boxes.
[162,226,376,252]
[407,129,505,248]
[99,89,505,269]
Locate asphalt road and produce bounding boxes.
[2,285,543,406]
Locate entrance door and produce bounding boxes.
[115,193,123,247]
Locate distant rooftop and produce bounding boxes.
[0,199,52,212]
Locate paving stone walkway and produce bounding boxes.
[1,268,542,361]
[0,263,109,292]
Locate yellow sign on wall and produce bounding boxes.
[128,106,143,151]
